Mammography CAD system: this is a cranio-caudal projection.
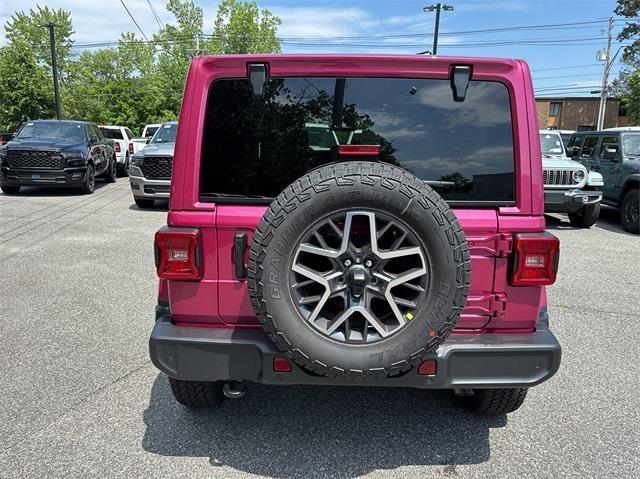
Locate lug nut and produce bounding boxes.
[343,259,352,267]
[364,259,373,268]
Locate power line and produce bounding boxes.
[532,72,608,81]
[68,18,616,48]
[534,85,601,92]
[119,0,149,42]
[146,0,164,29]
[531,63,602,72]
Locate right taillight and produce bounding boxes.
[154,227,201,280]
[510,232,560,286]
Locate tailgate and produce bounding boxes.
[215,206,534,331]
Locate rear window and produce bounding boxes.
[99,128,123,140]
[200,77,515,205]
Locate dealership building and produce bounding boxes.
[536,97,629,131]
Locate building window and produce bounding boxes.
[577,125,596,131]
[549,102,562,117]
[619,102,628,117]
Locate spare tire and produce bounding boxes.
[248,162,470,379]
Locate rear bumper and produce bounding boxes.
[544,188,602,213]
[129,169,170,199]
[149,312,561,389]
[1,166,87,187]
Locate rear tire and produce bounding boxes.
[168,377,224,408]
[1,185,20,195]
[568,202,600,228]
[104,155,117,183]
[460,388,528,415]
[118,153,130,177]
[620,189,639,234]
[80,164,95,194]
[134,197,155,208]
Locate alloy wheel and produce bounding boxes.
[289,211,429,344]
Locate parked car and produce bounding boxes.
[0,132,14,145]
[0,120,116,195]
[129,121,177,207]
[540,129,603,228]
[98,125,144,177]
[148,55,562,416]
[131,123,163,149]
[568,129,640,233]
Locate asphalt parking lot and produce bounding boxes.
[0,180,638,478]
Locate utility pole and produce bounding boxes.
[423,3,454,55]
[45,23,62,119]
[596,17,614,131]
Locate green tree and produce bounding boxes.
[4,6,74,71]
[210,0,282,54]
[616,0,640,65]
[0,41,53,131]
[614,1,640,122]
[0,0,281,133]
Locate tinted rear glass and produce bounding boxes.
[99,128,124,140]
[200,77,515,204]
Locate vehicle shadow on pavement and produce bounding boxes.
[545,209,634,236]
[128,200,169,211]
[142,374,505,478]
[0,182,110,197]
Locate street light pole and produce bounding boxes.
[44,23,62,120]
[596,17,614,131]
[423,3,454,55]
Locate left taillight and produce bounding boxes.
[128,142,134,154]
[510,232,560,286]
[114,142,121,153]
[154,227,202,280]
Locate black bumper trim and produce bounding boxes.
[149,314,561,389]
[1,166,87,187]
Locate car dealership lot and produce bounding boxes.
[0,182,637,479]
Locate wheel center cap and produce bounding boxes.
[346,265,368,297]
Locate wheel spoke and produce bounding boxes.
[298,295,323,305]
[327,218,343,239]
[391,295,417,308]
[390,231,408,250]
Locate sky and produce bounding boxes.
[0,0,631,97]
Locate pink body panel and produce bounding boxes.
[163,54,546,332]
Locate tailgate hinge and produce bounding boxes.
[489,293,508,319]
[468,233,513,257]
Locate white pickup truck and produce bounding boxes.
[98,125,145,177]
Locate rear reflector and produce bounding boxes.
[154,227,201,280]
[338,145,381,157]
[114,142,121,153]
[418,360,437,376]
[510,232,560,286]
[273,356,292,372]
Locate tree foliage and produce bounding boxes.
[614,0,640,123]
[0,0,281,133]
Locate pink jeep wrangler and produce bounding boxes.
[150,54,561,415]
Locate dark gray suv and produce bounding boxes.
[568,128,640,233]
